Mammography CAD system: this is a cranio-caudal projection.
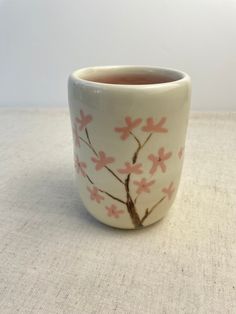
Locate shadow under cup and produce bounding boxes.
[68,66,191,229]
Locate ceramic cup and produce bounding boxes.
[68,66,191,229]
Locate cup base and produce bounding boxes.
[84,206,168,230]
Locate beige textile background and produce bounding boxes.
[0,109,235,313]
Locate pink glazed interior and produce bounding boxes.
[77,67,184,85]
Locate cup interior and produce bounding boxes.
[76,66,184,85]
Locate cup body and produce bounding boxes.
[68,66,191,229]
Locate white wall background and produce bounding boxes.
[0,0,236,110]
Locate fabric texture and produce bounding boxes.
[0,109,235,314]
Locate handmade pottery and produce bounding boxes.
[68,66,191,229]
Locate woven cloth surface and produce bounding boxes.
[0,109,235,314]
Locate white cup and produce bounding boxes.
[68,66,191,229]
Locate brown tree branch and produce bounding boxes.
[124,174,143,228]
[100,190,126,205]
[79,136,98,156]
[120,132,154,227]
[86,174,126,205]
[129,131,141,147]
[79,134,124,185]
[85,127,92,145]
[128,132,153,205]
[130,132,153,163]
[104,167,124,185]
[141,196,166,223]
[86,174,94,185]
[134,195,139,204]
[129,132,141,163]
[81,128,154,228]
[142,133,153,148]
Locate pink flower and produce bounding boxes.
[178,147,184,159]
[142,117,168,133]
[91,151,115,171]
[73,124,80,147]
[114,116,142,140]
[118,162,143,174]
[75,156,87,177]
[133,178,155,194]
[76,109,92,131]
[148,147,172,175]
[87,186,104,203]
[106,204,124,218]
[162,182,175,200]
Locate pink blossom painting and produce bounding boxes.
[87,186,104,203]
[162,182,175,200]
[91,151,115,171]
[133,178,155,194]
[114,117,142,140]
[73,111,177,228]
[148,147,172,175]
[118,162,143,175]
[106,204,124,218]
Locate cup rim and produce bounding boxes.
[69,65,190,89]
